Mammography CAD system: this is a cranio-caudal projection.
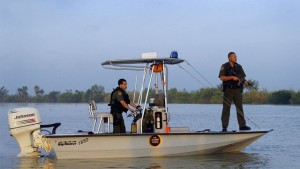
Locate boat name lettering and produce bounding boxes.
[78,138,88,145]
[14,113,35,119]
[58,141,77,146]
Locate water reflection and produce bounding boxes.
[16,152,269,169]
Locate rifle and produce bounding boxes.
[231,71,258,90]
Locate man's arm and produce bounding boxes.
[120,100,134,113]
[220,76,239,82]
[130,101,142,110]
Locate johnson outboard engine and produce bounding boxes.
[8,107,60,157]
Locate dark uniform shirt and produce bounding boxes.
[111,90,124,106]
[219,62,246,89]
[110,87,130,113]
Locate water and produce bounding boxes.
[1,103,300,168]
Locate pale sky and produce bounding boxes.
[1,0,300,94]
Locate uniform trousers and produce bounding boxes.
[221,88,246,129]
[111,111,126,133]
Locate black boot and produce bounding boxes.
[239,126,251,130]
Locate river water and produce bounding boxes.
[1,103,299,168]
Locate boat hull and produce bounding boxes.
[45,130,270,159]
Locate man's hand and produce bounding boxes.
[136,105,143,111]
[244,81,249,87]
[232,76,239,81]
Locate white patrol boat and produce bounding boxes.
[7,52,272,159]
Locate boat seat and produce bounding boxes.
[88,101,113,133]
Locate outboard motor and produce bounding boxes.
[8,107,42,156]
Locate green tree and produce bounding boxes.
[191,87,223,104]
[85,85,105,102]
[243,89,269,104]
[290,90,300,104]
[103,92,111,103]
[167,88,178,103]
[193,88,216,103]
[74,90,84,103]
[17,86,29,103]
[47,91,60,102]
[209,88,223,104]
[176,89,191,103]
[33,85,45,102]
[58,90,74,103]
[269,90,292,104]
[34,85,44,97]
[0,86,9,102]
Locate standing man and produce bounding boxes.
[219,52,251,132]
[109,79,142,133]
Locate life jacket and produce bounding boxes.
[109,87,130,112]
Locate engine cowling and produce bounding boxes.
[8,107,42,156]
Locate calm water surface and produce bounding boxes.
[1,103,300,168]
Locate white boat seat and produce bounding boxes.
[88,101,113,133]
[92,112,113,123]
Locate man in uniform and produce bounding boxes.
[219,52,251,132]
[109,79,142,133]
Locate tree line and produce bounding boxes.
[0,84,300,105]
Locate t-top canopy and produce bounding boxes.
[101,58,184,66]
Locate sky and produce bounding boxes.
[1,0,300,95]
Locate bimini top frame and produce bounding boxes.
[102,58,184,66]
[101,58,184,71]
[101,57,184,133]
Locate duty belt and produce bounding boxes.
[226,84,240,89]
